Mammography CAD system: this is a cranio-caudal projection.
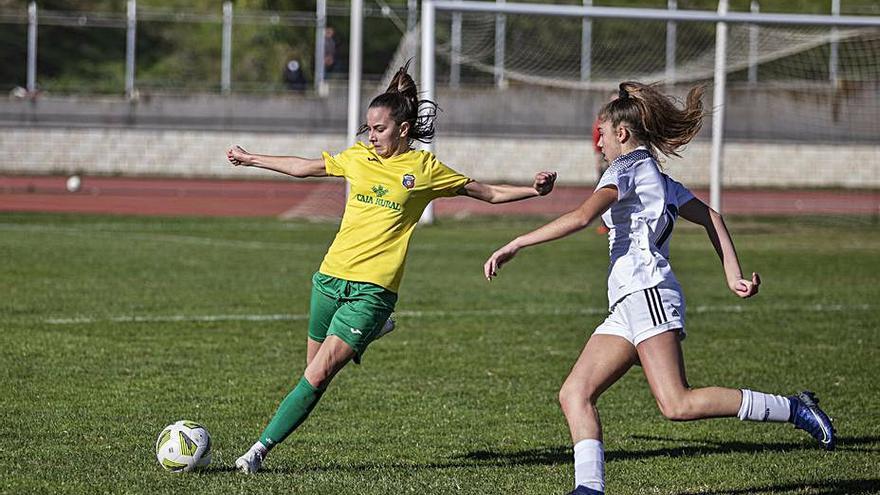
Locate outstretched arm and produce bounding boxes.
[459,171,557,204]
[483,186,618,280]
[227,145,328,178]
[678,198,760,298]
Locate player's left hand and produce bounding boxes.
[731,272,761,298]
[533,171,557,196]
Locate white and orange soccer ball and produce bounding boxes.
[155,420,212,472]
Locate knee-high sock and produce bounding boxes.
[737,389,791,422]
[259,377,324,448]
[574,439,605,492]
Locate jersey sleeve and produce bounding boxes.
[667,176,696,207]
[595,165,635,198]
[322,146,358,177]
[429,155,472,198]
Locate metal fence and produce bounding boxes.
[2,0,421,97]
[5,1,878,98]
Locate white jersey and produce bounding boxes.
[595,147,695,309]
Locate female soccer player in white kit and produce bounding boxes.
[483,82,835,495]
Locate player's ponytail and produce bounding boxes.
[359,60,438,143]
[600,81,705,158]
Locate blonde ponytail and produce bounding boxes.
[601,82,705,158]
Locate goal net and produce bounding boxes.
[386,3,880,217]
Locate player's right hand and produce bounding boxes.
[484,242,519,281]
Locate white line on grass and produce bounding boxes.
[45,314,311,324]
[0,224,321,250]
[0,224,494,252]
[43,303,871,325]
[0,221,311,231]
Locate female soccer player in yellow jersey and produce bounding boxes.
[226,63,557,473]
[484,82,835,495]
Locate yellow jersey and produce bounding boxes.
[319,142,472,292]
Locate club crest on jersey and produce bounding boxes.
[402,174,416,189]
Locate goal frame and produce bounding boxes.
[418,0,880,215]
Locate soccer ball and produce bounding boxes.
[155,420,212,472]
[65,174,81,192]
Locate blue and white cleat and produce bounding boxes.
[567,486,604,495]
[376,316,396,339]
[789,391,835,450]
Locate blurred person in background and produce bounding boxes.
[283,59,308,91]
[324,26,337,75]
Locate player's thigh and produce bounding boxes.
[636,330,689,402]
[308,275,343,343]
[561,334,638,402]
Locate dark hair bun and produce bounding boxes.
[360,59,439,144]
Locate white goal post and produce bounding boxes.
[418,0,880,215]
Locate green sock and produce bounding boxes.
[259,377,324,448]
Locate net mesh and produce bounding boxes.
[382,12,880,142]
[424,12,880,88]
[378,8,880,219]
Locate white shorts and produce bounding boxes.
[594,281,686,346]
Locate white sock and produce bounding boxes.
[573,439,605,492]
[250,441,269,456]
[737,389,791,422]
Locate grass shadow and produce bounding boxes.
[253,435,880,475]
[458,434,880,467]
[202,465,240,474]
[675,478,880,495]
[625,434,880,458]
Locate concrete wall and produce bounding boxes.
[3,83,878,142]
[3,127,878,188]
[2,85,877,187]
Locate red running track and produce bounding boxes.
[1,175,878,218]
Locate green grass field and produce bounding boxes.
[1,212,878,495]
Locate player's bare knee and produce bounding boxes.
[655,394,693,421]
[303,363,334,389]
[559,380,599,415]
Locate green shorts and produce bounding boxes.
[308,272,398,362]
